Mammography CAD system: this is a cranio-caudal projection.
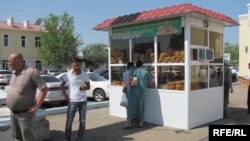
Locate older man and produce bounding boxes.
[6,52,48,141]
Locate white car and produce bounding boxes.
[38,74,68,104]
[0,70,12,88]
[56,72,109,102]
[0,87,7,105]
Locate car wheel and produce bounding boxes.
[93,89,106,102]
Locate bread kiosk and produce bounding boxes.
[94,3,238,129]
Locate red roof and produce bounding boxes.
[94,3,238,31]
[0,21,44,32]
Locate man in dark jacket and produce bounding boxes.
[223,60,232,118]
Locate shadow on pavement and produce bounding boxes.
[194,107,250,129]
[48,121,158,141]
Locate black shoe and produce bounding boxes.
[223,115,229,118]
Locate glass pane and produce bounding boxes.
[143,66,155,88]
[110,39,129,64]
[191,27,208,46]
[111,66,126,86]
[158,66,184,90]
[4,39,8,46]
[209,65,223,88]
[132,37,154,63]
[191,48,198,61]
[209,31,223,63]
[157,30,184,63]
[191,65,208,90]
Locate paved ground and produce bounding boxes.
[1,83,250,141]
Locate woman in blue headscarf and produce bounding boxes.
[125,60,152,128]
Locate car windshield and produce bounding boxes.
[88,73,107,81]
[95,69,108,75]
[41,75,61,82]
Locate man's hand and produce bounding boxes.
[79,81,90,91]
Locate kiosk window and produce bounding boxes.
[157,28,184,63]
[191,65,208,90]
[191,27,208,46]
[111,66,126,86]
[158,66,184,90]
[209,65,223,88]
[110,39,129,64]
[209,31,223,63]
[132,37,154,64]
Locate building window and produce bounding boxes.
[35,37,41,47]
[21,35,26,47]
[35,60,42,71]
[3,34,9,47]
[1,60,8,70]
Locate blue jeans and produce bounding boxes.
[64,101,87,141]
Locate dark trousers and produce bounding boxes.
[248,86,250,112]
[224,83,230,117]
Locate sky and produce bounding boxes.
[0,0,249,46]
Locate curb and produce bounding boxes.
[45,101,109,115]
[0,101,109,127]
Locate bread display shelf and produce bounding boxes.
[159,80,185,90]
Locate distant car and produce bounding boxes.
[56,72,109,102]
[44,69,59,75]
[0,70,12,88]
[0,87,7,105]
[44,69,69,76]
[38,74,68,104]
[229,67,239,82]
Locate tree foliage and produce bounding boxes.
[38,12,83,69]
[224,42,239,64]
[82,43,108,68]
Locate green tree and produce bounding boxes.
[39,12,83,69]
[82,43,108,68]
[224,42,239,65]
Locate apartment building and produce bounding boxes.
[239,3,250,77]
[0,17,45,71]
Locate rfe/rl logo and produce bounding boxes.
[213,129,247,136]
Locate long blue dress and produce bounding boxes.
[127,67,150,122]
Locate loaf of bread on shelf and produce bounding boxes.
[167,81,176,90]
[112,80,123,86]
[175,80,184,90]
[191,81,200,90]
